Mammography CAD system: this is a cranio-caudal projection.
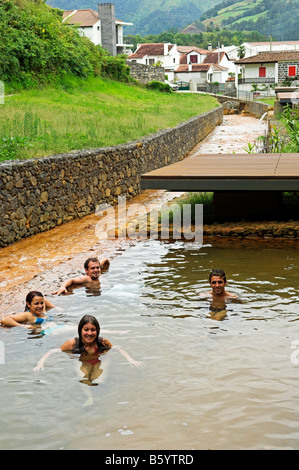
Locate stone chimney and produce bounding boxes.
[98,3,116,56]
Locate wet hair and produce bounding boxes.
[209,269,226,283]
[73,315,102,354]
[84,257,100,270]
[24,291,44,312]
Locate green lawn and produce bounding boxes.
[254,97,275,106]
[0,76,219,160]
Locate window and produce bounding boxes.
[259,67,266,78]
[148,59,155,65]
[288,66,296,77]
[190,55,198,63]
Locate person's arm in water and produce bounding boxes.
[112,346,144,368]
[52,275,90,295]
[34,339,75,372]
[1,312,33,329]
[34,348,62,372]
[44,299,56,310]
[34,340,144,372]
[100,258,110,272]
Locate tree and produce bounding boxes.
[237,45,246,59]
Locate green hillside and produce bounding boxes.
[190,0,299,40]
[0,0,130,88]
[47,0,221,35]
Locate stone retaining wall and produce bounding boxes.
[215,95,268,118]
[0,106,223,247]
[203,220,299,239]
[127,62,165,85]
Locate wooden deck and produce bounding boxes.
[141,153,299,191]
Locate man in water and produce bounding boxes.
[200,269,238,320]
[206,268,237,301]
[52,257,110,295]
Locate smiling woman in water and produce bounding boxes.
[34,315,144,376]
[0,291,55,329]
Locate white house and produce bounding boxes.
[176,46,209,64]
[128,43,232,85]
[241,41,299,58]
[203,51,232,78]
[128,43,180,67]
[63,9,102,45]
[62,7,133,55]
[234,50,299,93]
[128,43,181,81]
[214,45,240,61]
[175,63,228,86]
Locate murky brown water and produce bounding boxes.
[2,114,298,451]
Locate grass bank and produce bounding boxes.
[0,76,220,160]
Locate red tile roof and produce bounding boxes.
[203,52,226,64]
[235,51,299,64]
[176,64,211,72]
[176,46,209,54]
[63,9,129,27]
[63,9,99,27]
[128,43,175,58]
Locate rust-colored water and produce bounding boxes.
[0,189,180,312]
[0,114,267,312]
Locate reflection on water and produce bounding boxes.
[1,238,299,449]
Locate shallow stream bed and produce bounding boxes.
[1,113,298,450]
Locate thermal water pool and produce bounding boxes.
[1,237,299,450]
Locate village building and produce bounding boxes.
[128,43,233,86]
[214,45,240,61]
[62,4,133,56]
[127,43,181,82]
[174,63,229,86]
[240,41,299,58]
[174,50,231,87]
[176,46,209,64]
[235,50,299,94]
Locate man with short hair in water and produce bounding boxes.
[200,269,238,321]
[52,257,110,295]
[207,268,237,301]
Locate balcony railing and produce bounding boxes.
[116,36,133,46]
[238,77,276,84]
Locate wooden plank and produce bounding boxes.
[141,153,299,191]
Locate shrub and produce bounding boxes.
[0,0,126,87]
[146,81,173,93]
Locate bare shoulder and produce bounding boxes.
[101,337,113,349]
[72,275,90,285]
[60,338,76,351]
[226,292,238,299]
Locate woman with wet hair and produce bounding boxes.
[34,315,144,376]
[24,290,55,312]
[1,291,55,329]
